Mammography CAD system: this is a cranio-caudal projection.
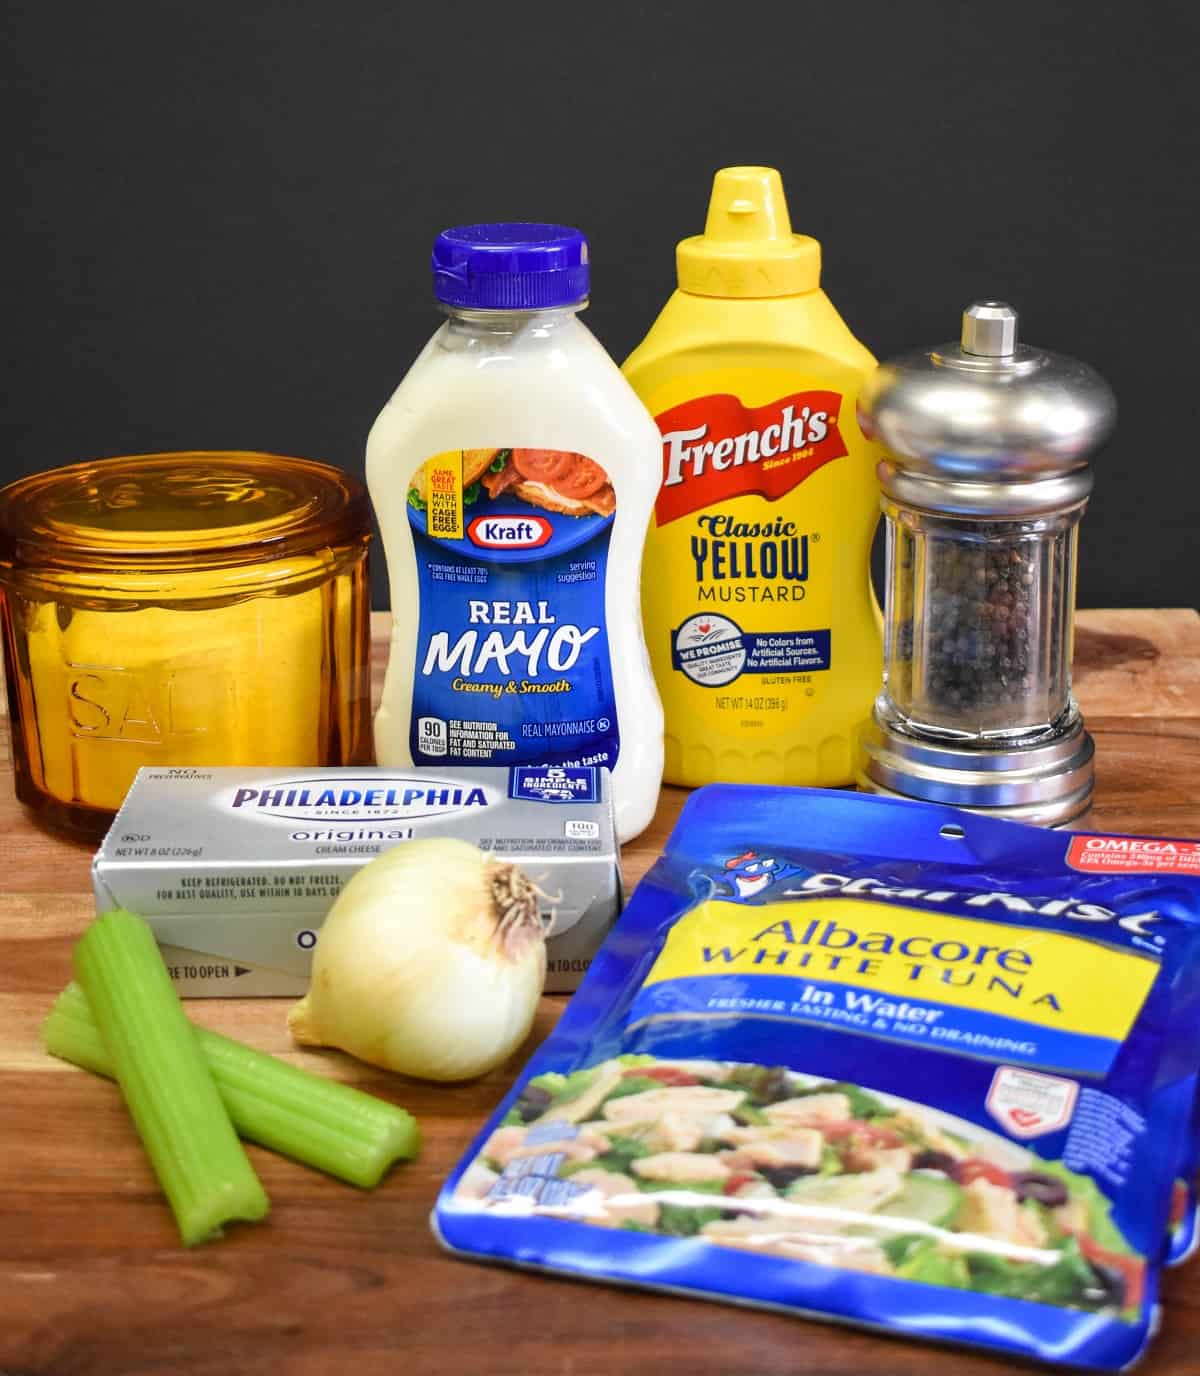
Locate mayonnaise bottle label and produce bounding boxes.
[406,447,619,770]
[650,388,847,698]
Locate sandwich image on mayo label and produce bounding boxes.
[409,449,615,520]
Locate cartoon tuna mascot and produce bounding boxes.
[721,851,802,900]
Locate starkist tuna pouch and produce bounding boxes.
[433,787,1200,1371]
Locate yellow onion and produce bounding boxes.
[288,837,546,1081]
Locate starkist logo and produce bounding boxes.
[793,873,1161,936]
[653,391,847,525]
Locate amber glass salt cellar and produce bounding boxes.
[0,452,372,839]
[857,303,1115,825]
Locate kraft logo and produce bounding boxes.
[468,515,553,549]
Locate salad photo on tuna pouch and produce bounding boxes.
[452,1056,1143,1315]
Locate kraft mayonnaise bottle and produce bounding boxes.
[367,223,664,843]
[623,167,882,789]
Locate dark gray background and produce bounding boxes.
[3,1,1197,609]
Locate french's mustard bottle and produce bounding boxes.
[623,166,882,787]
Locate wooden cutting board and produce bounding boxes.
[2,609,1198,1376]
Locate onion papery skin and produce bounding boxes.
[288,838,546,1082]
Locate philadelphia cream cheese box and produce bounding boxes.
[93,765,621,996]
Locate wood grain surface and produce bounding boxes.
[2,609,1198,1376]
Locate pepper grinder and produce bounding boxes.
[857,302,1116,826]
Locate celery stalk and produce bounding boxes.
[71,910,270,1245]
[44,982,420,1188]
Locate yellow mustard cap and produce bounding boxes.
[676,166,821,298]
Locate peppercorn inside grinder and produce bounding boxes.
[856,302,1116,825]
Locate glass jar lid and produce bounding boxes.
[0,452,369,573]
